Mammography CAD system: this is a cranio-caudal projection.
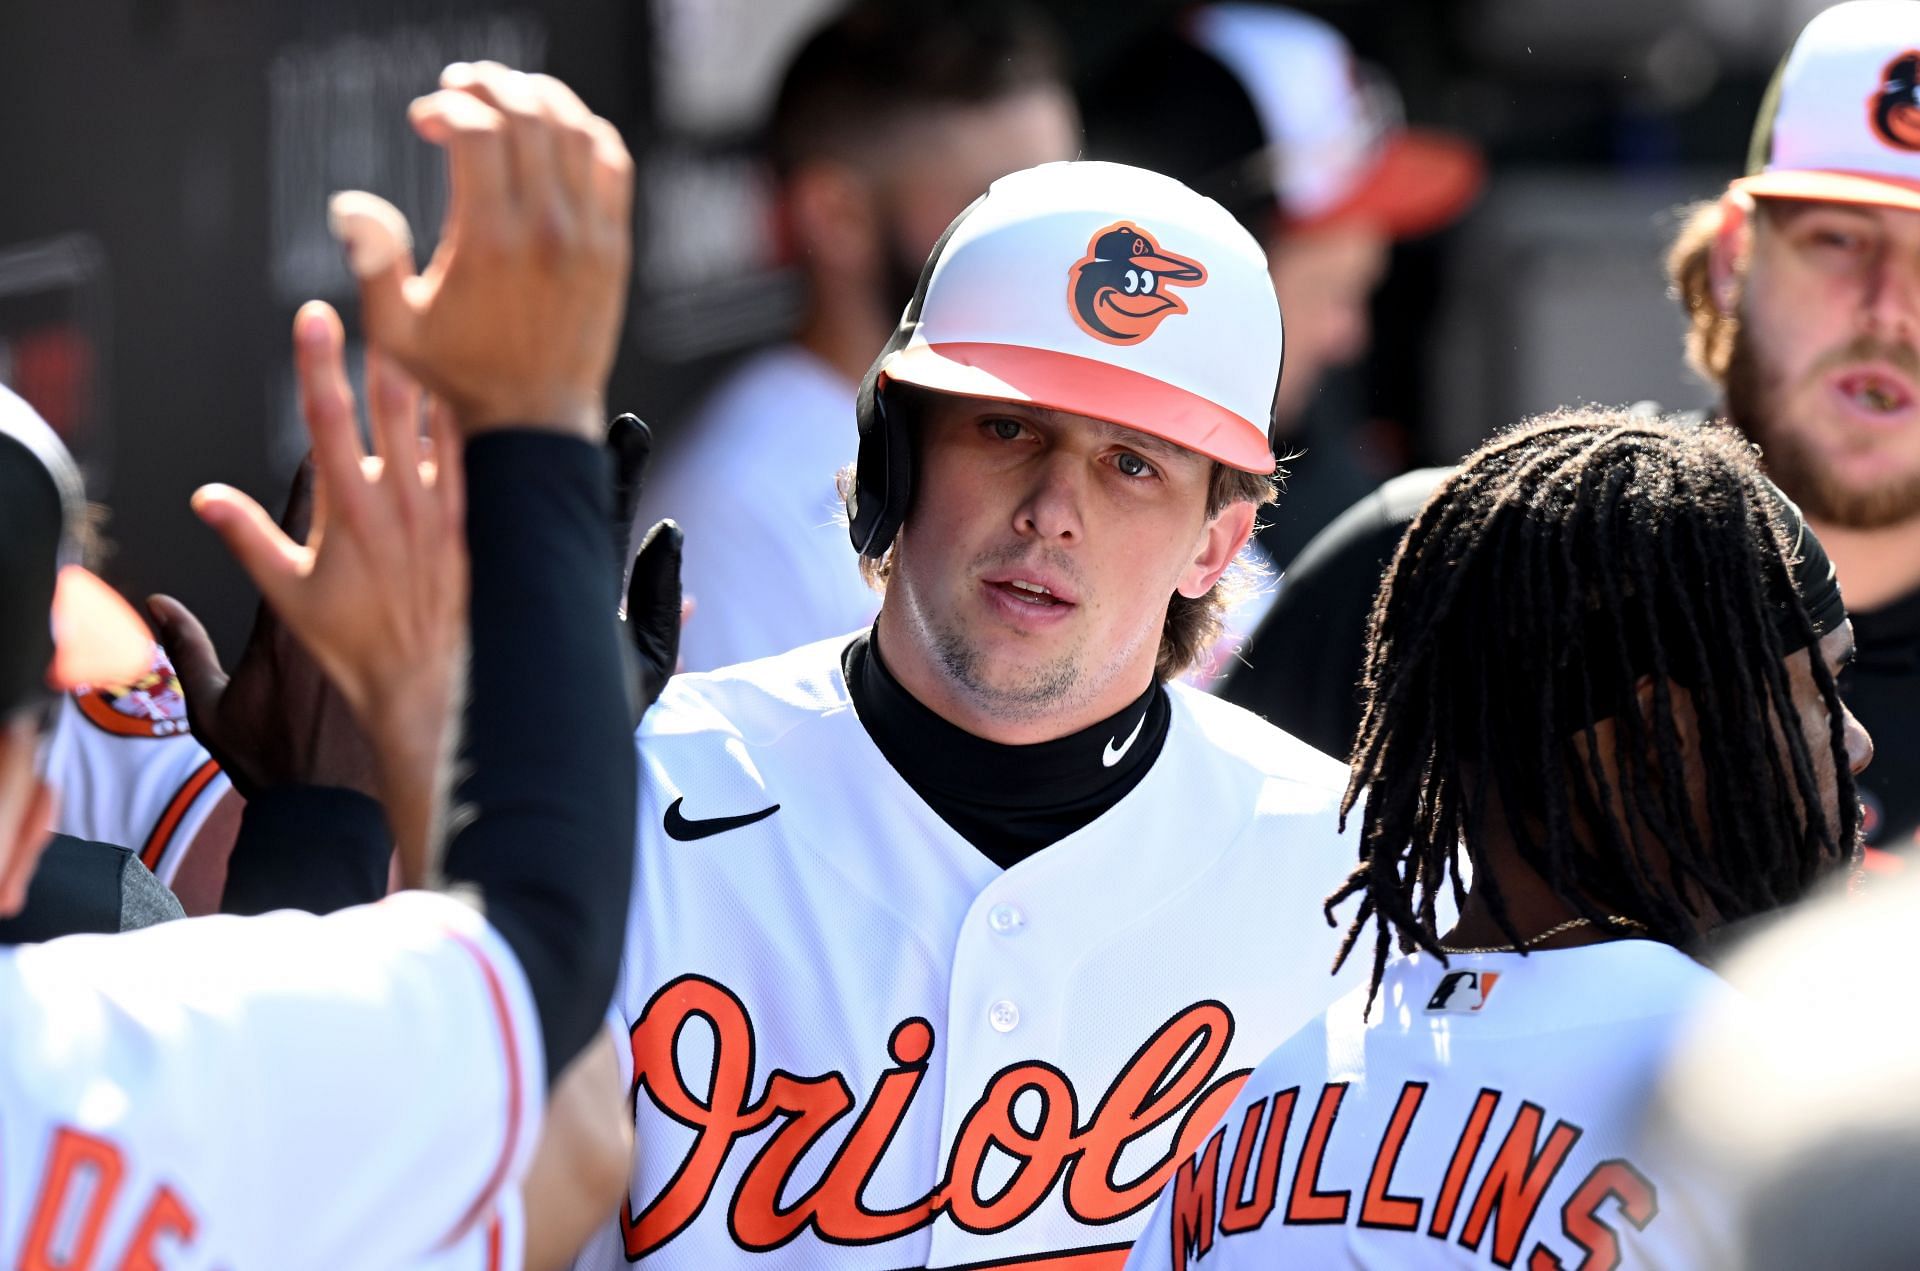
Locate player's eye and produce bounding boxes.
[987,417,1027,441]
[1114,451,1156,479]
[1123,268,1140,295]
[1801,224,1873,257]
[1140,269,1156,294]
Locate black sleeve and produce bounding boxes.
[0,835,180,941]
[220,785,391,916]
[1221,467,1453,758]
[445,431,637,1086]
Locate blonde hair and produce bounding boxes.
[835,449,1279,681]
[1667,197,1740,389]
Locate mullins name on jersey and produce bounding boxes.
[1163,1078,1661,1270]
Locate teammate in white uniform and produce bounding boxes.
[576,161,1368,1270]
[0,65,650,1270]
[42,640,232,884]
[639,3,1078,672]
[4,374,236,894]
[1128,411,1873,1268]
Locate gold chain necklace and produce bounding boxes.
[1438,914,1648,955]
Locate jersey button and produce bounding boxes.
[988,999,1021,1033]
[987,903,1027,935]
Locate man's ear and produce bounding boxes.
[1708,192,1754,317]
[1176,501,1257,600]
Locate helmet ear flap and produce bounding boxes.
[847,192,985,558]
[847,383,912,558]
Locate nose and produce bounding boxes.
[1861,246,1920,344]
[1011,450,1085,543]
[1845,704,1875,776]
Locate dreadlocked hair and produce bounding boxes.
[1328,408,1857,1016]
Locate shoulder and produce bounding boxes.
[1210,989,1356,1121]
[641,634,857,754]
[1164,682,1350,801]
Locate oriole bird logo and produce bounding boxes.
[1873,51,1920,151]
[1068,223,1206,344]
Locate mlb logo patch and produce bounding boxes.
[1426,970,1501,1013]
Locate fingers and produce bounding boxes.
[192,484,311,616]
[277,457,318,544]
[291,302,368,522]
[146,594,230,708]
[365,347,423,498]
[586,113,634,235]
[625,519,684,686]
[606,414,653,584]
[409,86,511,250]
[527,72,598,210]
[436,62,631,256]
[442,63,563,229]
[384,63,630,438]
[328,192,420,364]
[425,397,466,537]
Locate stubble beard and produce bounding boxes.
[930,622,1085,724]
[909,541,1116,727]
[1724,319,1920,529]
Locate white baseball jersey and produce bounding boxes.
[40,643,231,883]
[421,1195,523,1271]
[572,635,1366,1270]
[0,889,543,1270]
[1127,940,1731,1270]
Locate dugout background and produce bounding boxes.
[0,0,1828,652]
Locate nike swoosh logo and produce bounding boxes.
[663,797,781,842]
[1102,711,1148,768]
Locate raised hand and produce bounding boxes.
[328,62,633,441]
[188,301,467,884]
[149,457,376,802]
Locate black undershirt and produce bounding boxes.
[1847,582,1920,850]
[842,630,1171,869]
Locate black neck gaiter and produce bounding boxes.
[843,630,1170,870]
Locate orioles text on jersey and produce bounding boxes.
[619,975,1253,1260]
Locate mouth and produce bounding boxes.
[1832,365,1918,419]
[981,573,1079,616]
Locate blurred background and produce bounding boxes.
[0,0,1839,650]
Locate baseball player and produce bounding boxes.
[0,64,651,1269]
[575,161,1366,1270]
[1127,410,1871,1269]
[1250,0,1920,852]
[37,636,235,890]
[640,0,1078,672]
[0,375,238,902]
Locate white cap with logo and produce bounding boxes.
[872,160,1283,475]
[1737,0,1920,211]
